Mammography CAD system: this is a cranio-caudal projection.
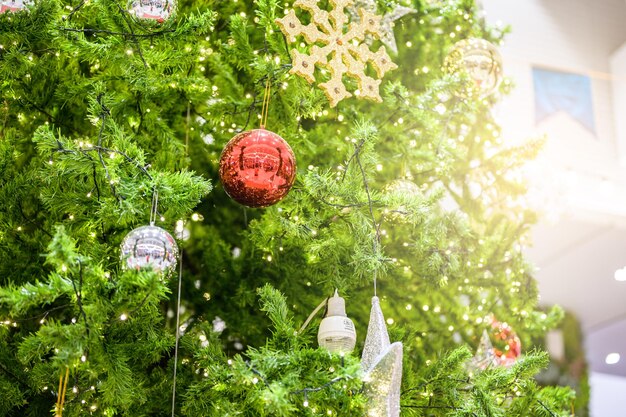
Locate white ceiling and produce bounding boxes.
[527,218,626,376]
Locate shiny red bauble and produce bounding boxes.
[219,128,297,208]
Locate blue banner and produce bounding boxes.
[533,67,596,135]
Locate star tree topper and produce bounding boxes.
[361,296,403,417]
[347,0,416,54]
[276,0,398,107]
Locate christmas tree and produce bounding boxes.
[0,0,577,415]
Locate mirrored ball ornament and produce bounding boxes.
[128,0,174,22]
[444,38,503,97]
[219,128,297,208]
[1,0,31,13]
[120,225,179,275]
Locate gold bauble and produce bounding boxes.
[444,38,503,97]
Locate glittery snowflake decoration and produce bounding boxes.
[275,0,398,107]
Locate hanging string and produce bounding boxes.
[171,92,190,417]
[262,78,271,128]
[373,270,377,297]
[149,188,159,226]
[353,139,382,297]
[259,76,272,129]
[55,367,70,417]
[56,371,63,416]
[171,241,184,417]
[185,102,191,155]
[259,79,269,128]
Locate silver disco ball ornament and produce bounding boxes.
[444,38,503,98]
[120,225,178,274]
[128,0,175,23]
[1,0,32,13]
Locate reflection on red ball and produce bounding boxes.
[219,128,297,208]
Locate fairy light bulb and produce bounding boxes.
[317,290,356,354]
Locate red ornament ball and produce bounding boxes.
[219,128,297,208]
[489,315,522,367]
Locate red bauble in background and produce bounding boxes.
[219,128,297,208]
[489,315,521,367]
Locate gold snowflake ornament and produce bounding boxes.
[276,0,398,107]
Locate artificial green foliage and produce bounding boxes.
[0,0,579,415]
[534,311,590,417]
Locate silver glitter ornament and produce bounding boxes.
[468,330,499,372]
[120,225,178,275]
[348,0,416,54]
[361,296,403,417]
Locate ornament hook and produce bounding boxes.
[149,188,159,226]
[260,76,272,129]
